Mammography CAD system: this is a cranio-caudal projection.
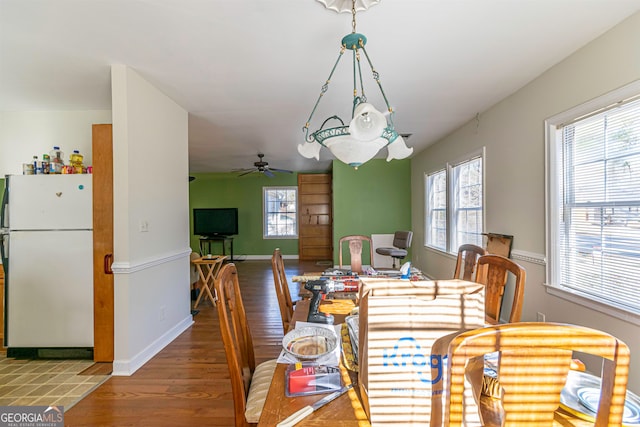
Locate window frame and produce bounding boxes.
[262,186,298,239]
[424,148,485,254]
[545,79,640,324]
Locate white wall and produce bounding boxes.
[411,12,640,392]
[110,65,192,375]
[0,110,111,176]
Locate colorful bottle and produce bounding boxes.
[49,146,64,174]
[42,153,50,174]
[70,150,84,174]
[32,155,38,174]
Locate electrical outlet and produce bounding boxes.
[536,312,546,322]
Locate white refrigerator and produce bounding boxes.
[1,174,94,351]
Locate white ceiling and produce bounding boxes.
[2,0,639,174]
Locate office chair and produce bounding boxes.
[375,231,412,269]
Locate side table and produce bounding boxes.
[191,255,228,308]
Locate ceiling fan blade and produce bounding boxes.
[270,168,293,174]
[263,169,275,178]
[238,169,257,177]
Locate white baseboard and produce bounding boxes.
[112,315,194,376]
[238,254,299,261]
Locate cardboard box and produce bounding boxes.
[358,278,485,426]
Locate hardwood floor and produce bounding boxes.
[64,259,318,426]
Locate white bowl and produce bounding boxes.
[282,326,338,361]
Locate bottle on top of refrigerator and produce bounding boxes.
[33,156,42,174]
[49,146,64,174]
[70,150,84,174]
[42,153,50,174]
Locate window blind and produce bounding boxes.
[559,97,640,312]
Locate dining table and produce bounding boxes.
[258,288,595,427]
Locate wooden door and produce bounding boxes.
[92,124,114,362]
[298,174,332,261]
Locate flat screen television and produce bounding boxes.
[193,208,238,237]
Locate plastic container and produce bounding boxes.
[49,146,64,174]
[42,153,50,174]
[70,150,84,174]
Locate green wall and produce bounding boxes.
[188,159,411,261]
[332,159,412,265]
[189,172,299,257]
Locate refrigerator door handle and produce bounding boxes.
[1,176,8,229]
[1,232,7,272]
[104,253,113,274]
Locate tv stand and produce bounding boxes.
[199,236,234,261]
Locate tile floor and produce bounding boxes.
[0,353,109,409]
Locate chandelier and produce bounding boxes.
[298,0,412,169]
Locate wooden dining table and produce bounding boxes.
[258,295,594,427]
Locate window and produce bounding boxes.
[263,187,298,238]
[547,84,640,316]
[425,151,484,253]
[426,170,446,250]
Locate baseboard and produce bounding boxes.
[240,254,299,260]
[112,315,194,376]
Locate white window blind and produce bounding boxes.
[451,157,483,250]
[557,96,640,313]
[424,151,484,253]
[426,169,447,250]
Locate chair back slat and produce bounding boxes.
[476,254,526,323]
[339,235,373,273]
[271,248,294,331]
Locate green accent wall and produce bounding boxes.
[332,159,411,265]
[188,159,411,261]
[188,172,299,257]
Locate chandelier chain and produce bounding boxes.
[351,0,357,33]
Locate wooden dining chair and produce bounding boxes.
[453,244,487,281]
[443,322,631,427]
[271,248,295,332]
[475,254,526,324]
[339,235,374,273]
[214,263,277,427]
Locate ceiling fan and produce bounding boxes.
[234,153,293,178]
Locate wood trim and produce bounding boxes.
[92,124,114,362]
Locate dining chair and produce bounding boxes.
[271,248,295,332]
[453,244,487,281]
[339,234,374,273]
[375,230,413,269]
[214,263,277,427]
[442,322,630,427]
[475,254,526,324]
